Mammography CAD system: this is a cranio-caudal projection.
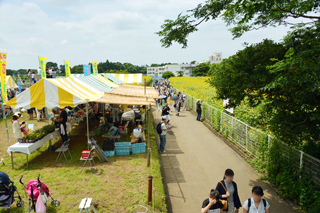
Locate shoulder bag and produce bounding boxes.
[219,181,228,210]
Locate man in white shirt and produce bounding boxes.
[37,66,41,76]
[159,116,167,153]
[243,186,270,213]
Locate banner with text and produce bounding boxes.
[39,56,47,79]
[92,61,98,75]
[65,61,71,77]
[83,65,91,77]
[0,53,7,103]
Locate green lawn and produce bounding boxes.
[0,113,166,212]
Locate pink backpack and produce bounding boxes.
[27,180,50,199]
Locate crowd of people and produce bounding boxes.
[153,79,271,213]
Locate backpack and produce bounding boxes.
[156,122,163,134]
[247,198,266,212]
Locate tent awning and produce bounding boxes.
[106,73,142,84]
[72,76,114,91]
[108,85,161,99]
[93,75,119,88]
[5,78,103,109]
[95,92,156,106]
[5,76,18,89]
[102,74,125,84]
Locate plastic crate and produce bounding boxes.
[104,150,115,157]
[115,142,131,147]
[131,143,146,154]
[115,147,130,156]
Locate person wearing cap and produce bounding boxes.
[159,116,167,153]
[12,112,23,142]
[54,108,69,143]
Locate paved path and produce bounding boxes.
[152,107,297,213]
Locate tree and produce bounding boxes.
[190,60,196,64]
[46,62,59,72]
[177,71,184,77]
[191,62,210,76]
[156,0,320,47]
[162,71,175,79]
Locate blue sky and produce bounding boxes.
[0,0,294,70]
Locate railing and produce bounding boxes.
[175,88,320,186]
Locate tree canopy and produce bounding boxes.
[162,71,175,79]
[157,0,320,48]
[191,62,210,76]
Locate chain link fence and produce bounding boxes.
[174,88,320,186]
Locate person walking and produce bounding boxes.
[196,99,203,121]
[54,108,69,143]
[243,186,270,213]
[159,116,167,153]
[216,169,241,213]
[162,103,171,125]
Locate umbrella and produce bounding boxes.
[160,95,166,98]
[170,95,179,101]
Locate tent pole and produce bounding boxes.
[86,103,89,149]
[1,96,10,146]
[147,103,151,167]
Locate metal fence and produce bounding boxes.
[175,88,320,186]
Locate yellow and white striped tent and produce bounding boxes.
[5,75,18,89]
[106,73,142,84]
[5,78,103,109]
[94,75,119,88]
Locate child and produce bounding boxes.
[243,186,270,213]
[31,72,36,84]
[202,189,224,213]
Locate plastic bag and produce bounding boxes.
[36,197,46,213]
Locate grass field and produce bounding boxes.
[0,113,166,212]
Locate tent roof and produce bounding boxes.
[106,73,142,84]
[102,74,125,84]
[5,78,103,109]
[95,92,156,106]
[93,75,119,88]
[73,76,113,91]
[108,85,160,99]
[5,75,18,89]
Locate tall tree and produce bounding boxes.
[157,0,320,47]
[162,71,175,79]
[191,62,210,76]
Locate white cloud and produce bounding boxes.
[60,39,69,45]
[0,0,293,69]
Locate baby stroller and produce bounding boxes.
[20,174,60,213]
[0,171,23,212]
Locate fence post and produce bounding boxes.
[245,124,248,151]
[299,151,304,179]
[220,111,222,131]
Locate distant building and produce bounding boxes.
[209,52,222,64]
[147,52,222,77]
[147,63,199,77]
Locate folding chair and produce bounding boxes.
[136,113,146,127]
[55,141,72,163]
[108,128,121,142]
[80,147,96,172]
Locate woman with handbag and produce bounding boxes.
[215,169,241,213]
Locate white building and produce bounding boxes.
[209,52,222,64]
[147,52,222,77]
[147,63,199,77]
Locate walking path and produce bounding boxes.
[152,107,297,213]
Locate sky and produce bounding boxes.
[0,0,295,70]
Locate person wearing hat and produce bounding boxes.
[159,116,168,153]
[54,108,69,143]
[12,112,24,142]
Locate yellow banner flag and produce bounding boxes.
[92,61,98,75]
[39,56,47,79]
[0,53,7,103]
[65,61,71,77]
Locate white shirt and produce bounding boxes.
[160,122,167,135]
[37,68,41,75]
[243,198,270,213]
[48,69,52,74]
[12,120,22,139]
